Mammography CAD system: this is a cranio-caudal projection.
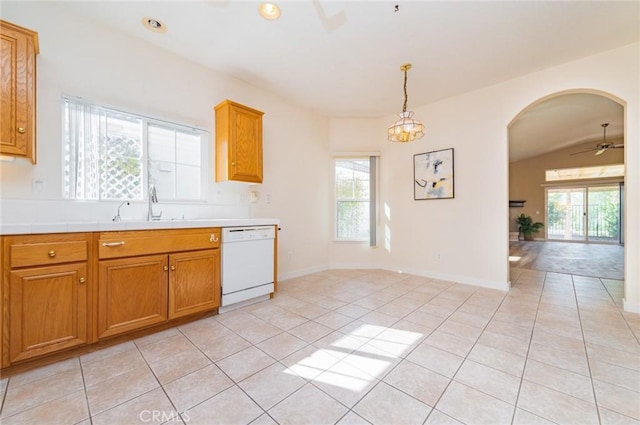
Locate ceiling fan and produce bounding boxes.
[570,123,624,156]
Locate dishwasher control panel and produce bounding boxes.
[222,226,275,242]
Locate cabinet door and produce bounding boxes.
[0,20,38,163]
[9,263,87,363]
[168,249,220,319]
[98,255,168,339]
[229,105,263,183]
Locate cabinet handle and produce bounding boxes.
[48,250,56,258]
[79,277,86,284]
[17,127,26,134]
[170,265,176,271]
[163,265,168,271]
[210,234,219,243]
[102,241,126,247]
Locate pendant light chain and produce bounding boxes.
[402,68,408,113]
[387,63,425,143]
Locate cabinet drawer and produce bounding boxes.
[99,228,221,259]
[10,241,88,268]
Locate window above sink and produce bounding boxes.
[63,97,207,203]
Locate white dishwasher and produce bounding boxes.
[220,226,275,311]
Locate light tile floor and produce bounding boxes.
[1,268,639,425]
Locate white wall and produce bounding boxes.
[3,3,639,311]
[326,118,388,269]
[330,43,640,312]
[0,2,331,279]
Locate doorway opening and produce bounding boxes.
[507,90,625,283]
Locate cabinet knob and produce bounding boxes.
[170,265,176,271]
[48,250,56,258]
[231,162,236,166]
[79,277,86,284]
[17,127,26,134]
[163,265,168,271]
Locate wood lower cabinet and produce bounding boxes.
[1,227,226,368]
[97,255,168,339]
[97,228,221,339]
[2,233,91,366]
[169,250,220,319]
[9,264,88,363]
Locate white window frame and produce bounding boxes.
[332,153,379,245]
[62,96,208,203]
[545,164,624,182]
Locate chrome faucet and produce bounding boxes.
[148,184,162,221]
[112,201,130,222]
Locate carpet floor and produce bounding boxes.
[509,241,624,280]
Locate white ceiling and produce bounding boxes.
[509,93,625,162]
[54,1,638,158]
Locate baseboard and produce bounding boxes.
[623,298,640,313]
[279,262,510,292]
[278,265,328,282]
[380,265,510,292]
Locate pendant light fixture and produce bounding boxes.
[388,63,425,143]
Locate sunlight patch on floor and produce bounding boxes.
[284,324,423,391]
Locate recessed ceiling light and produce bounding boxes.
[141,17,167,33]
[258,3,281,20]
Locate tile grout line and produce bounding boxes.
[419,285,511,424]
[267,273,442,423]
[78,356,95,425]
[598,276,640,346]
[0,358,88,423]
[509,270,547,425]
[130,338,187,424]
[174,321,281,422]
[572,274,603,425]
[0,375,9,418]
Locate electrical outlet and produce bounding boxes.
[32,179,44,194]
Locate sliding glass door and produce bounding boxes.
[547,184,621,243]
[587,185,621,243]
[547,188,586,241]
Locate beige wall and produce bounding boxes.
[509,137,624,235]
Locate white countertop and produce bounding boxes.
[0,218,280,235]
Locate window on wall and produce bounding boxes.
[334,157,377,244]
[63,97,206,201]
[545,164,624,182]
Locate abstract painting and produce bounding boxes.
[414,148,454,200]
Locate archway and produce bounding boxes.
[507,89,626,293]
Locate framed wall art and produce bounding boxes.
[414,148,454,200]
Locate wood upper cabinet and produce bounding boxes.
[0,20,39,163]
[215,100,264,183]
[97,255,168,339]
[2,233,90,365]
[169,249,220,319]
